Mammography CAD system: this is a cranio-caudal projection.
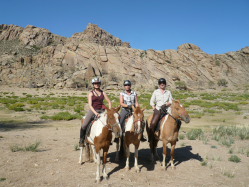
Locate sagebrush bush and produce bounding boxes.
[186,129,204,140]
[228,155,241,163]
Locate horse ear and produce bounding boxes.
[141,108,146,112]
[114,106,120,112]
[106,108,110,112]
[178,99,181,103]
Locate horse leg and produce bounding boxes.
[115,138,120,162]
[95,152,101,183]
[125,144,130,171]
[85,143,90,162]
[79,146,83,164]
[162,141,167,170]
[102,147,109,180]
[170,143,176,169]
[134,144,140,172]
[148,132,156,163]
[154,139,159,160]
[91,145,97,163]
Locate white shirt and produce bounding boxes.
[150,89,173,110]
[120,90,137,106]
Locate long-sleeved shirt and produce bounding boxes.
[150,89,173,110]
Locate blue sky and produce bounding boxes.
[1,0,249,54]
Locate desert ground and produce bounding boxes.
[0,85,249,187]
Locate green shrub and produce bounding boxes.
[217,79,228,87]
[175,81,187,90]
[223,171,235,178]
[201,160,207,166]
[7,103,25,111]
[228,155,241,163]
[211,145,217,149]
[41,112,80,121]
[10,142,40,152]
[189,111,204,118]
[186,129,204,140]
[179,134,185,140]
[0,178,6,181]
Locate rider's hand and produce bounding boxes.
[95,113,100,118]
[166,102,171,107]
[127,105,132,109]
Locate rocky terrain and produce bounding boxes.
[0,23,249,90]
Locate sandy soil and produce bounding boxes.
[0,86,249,187]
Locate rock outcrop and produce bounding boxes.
[0,23,249,90]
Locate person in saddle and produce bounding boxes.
[119,80,146,142]
[150,78,173,134]
[79,77,112,147]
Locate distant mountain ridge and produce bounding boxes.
[0,23,248,90]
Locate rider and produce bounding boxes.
[79,77,112,147]
[119,80,146,142]
[150,78,173,134]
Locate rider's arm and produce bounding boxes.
[103,92,112,109]
[150,90,156,110]
[120,93,129,108]
[88,92,99,116]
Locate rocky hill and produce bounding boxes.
[0,23,249,90]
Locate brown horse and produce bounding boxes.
[146,100,190,169]
[123,106,145,172]
[79,107,121,183]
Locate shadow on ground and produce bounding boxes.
[0,120,48,131]
[107,145,203,176]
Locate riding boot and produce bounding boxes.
[79,128,86,147]
[140,134,147,142]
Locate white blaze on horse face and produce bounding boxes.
[180,104,183,107]
[87,113,107,144]
[125,116,134,132]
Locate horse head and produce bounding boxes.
[132,106,145,134]
[106,106,122,138]
[171,100,190,123]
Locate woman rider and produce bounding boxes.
[119,80,146,141]
[149,78,173,134]
[79,77,112,147]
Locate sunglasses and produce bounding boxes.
[93,82,101,85]
[124,84,131,86]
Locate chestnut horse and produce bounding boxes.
[146,100,190,169]
[123,106,145,172]
[79,107,121,183]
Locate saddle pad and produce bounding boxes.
[86,119,96,137]
[156,114,168,132]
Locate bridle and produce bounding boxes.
[106,113,121,133]
[133,118,145,134]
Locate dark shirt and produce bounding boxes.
[91,90,104,110]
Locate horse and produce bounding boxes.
[146,100,190,169]
[123,106,145,172]
[78,106,121,183]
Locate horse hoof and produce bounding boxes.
[103,175,109,180]
[95,179,100,184]
[135,167,140,173]
[125,167,129,171]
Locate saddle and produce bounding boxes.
[155,104,168,132]
[85,112,104,138]
[123,109,133,132]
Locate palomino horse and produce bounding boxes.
[123,106,145,172]
[79,107,121,183]
[146,100,190,169]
